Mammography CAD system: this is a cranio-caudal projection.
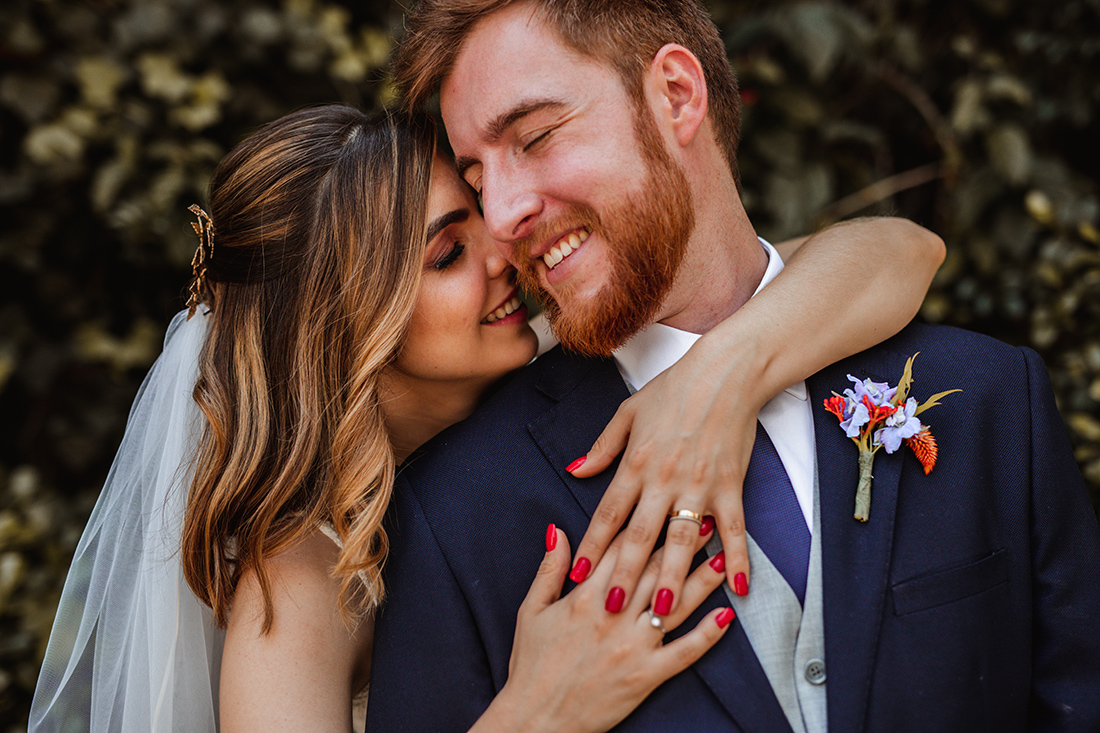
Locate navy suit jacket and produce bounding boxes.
[367,324,1100,732]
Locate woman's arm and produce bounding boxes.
[219,530,372,732]
[569,216,945,615]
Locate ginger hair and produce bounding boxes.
[181,106,436,630]
[392,0,742,187]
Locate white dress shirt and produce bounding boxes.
[612,239,817,531]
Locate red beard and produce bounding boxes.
[514,111,695,357]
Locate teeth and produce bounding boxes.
[542,228,590,270]
[484,295,523,323]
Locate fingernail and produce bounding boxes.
[566,456,587,473]
[654,588,674,616]
[716,608,736,629]
[605,586,625,613]
[734,572,748,597]
[709,551,725,573]
[545,523,557,552]
[569,557,591,583]
[699,515,715,536]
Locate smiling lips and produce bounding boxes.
[543,228,590,270]
[483,292,524,323]
[485,226,589,322]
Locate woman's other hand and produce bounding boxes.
[473,526,732,732]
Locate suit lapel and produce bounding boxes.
[527,351,629,518]
[809,352,905,733]
[527,350,792,732]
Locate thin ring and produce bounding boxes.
[647,610,668,634]
[668,509,704,527]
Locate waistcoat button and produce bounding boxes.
[804,658,827,685]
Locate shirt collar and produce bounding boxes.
[613,238,808,401]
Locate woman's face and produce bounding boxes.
[387,155,540,397]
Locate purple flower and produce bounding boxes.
[874,397,923,453]
[845,374,897,407]
[840,399,870,438]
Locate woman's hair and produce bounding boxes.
[181,105,436,630]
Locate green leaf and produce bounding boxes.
[894,353,919,405]
[986,123,1033,186]
[915,389,963,416]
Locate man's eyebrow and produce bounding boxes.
[426,208,470,243]
[486,98,567,141]
[454,98,568,179]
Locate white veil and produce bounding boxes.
[30,309,222,732]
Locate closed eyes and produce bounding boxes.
[434,243,465,270]
[522,129,552,152]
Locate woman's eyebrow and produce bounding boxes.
[426,208,470,243]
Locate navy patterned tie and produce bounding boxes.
[742,422,811,605]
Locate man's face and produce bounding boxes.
[440,2,694,356]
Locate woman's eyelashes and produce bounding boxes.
[433,242,465,270]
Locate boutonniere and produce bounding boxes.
[824,353,960,522]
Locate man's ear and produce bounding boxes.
[648,44,708,148]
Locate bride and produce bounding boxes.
[30,106,941,731]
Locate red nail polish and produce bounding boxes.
[699,515,716,536]
[734,572,748,597]
[545,524,557,552]
[654,588,674,616]
[716,608,736,629]
[605,586,625,613]
[709,551,725,574]
[569,557,591,583]
[566,456,587,473]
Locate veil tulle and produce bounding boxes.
[30,309,222,732]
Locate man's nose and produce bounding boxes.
[481,170,542,247]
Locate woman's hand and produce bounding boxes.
[565,343,758,621]
[566,216,945,617]
[473,525,733,733]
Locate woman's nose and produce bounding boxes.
[485,247,511,280]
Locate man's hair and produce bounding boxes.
[393,0,742,187]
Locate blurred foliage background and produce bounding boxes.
[1,0,1097,726]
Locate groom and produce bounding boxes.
[369,1,1100,731]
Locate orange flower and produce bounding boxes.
[905,429,939,475]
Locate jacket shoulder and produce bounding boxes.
[394,346,615,488]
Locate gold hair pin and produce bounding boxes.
[186,204,215,318]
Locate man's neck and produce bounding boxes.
[656,185,767,334]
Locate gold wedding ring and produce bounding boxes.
[668,508,704,527]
